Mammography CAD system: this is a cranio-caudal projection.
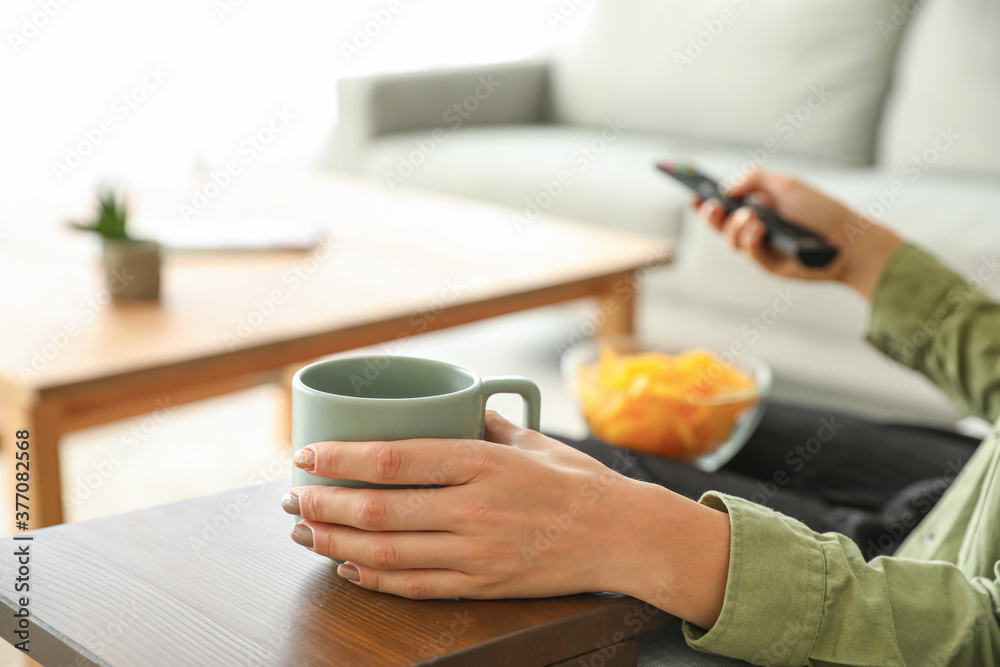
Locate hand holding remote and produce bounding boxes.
[695,170,904,301]
[658,163,838,269]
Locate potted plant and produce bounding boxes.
[70,191,161,300]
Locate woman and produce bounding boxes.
[283,171,1000,665]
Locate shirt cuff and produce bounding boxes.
[682,493,826,665]
[865,243,972,369]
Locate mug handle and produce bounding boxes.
[481,377,542,431]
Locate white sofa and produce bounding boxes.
[330,0,1000,426]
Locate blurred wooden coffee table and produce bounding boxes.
[0,171,672,528]
[0,480,672,666]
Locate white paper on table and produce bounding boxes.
[134,215,326,252]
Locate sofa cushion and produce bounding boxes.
[355,125,839,240]
[549,0,907,166]
[877,0,1000,176]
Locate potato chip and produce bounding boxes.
[574,347,759,460]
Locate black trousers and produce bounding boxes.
[554,402,980,559]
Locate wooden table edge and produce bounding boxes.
[422,599,673,667]
[7,258,673,417]
[0,593,103,667]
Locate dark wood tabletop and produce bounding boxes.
[0,480,672,666]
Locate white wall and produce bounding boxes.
[1,0,592,198]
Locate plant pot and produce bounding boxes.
[102,239,162,300]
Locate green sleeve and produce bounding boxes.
[683,493,1000,666]
[865,244,1000,422]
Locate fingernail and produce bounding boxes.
[293,448,315,472]
[281,492,301,516]
[291,523,314,548]
[338,562,360,582]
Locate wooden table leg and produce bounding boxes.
[596,278,638,338]
[2,400,65,530]
[549,639,638,666]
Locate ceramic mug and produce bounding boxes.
[291,355,541,491]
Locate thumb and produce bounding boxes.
[725,169,766,199]
[726,169,788,208]
[484,410,520,445]
[484,410,539,448]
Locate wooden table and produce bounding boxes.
[0,480,672,666]
[0,171,672,528]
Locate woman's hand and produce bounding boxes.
[695,170,904,300]
[284,411,732,630]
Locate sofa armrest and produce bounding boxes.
[330,59,551,172]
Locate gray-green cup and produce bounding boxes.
[291,355,541,491]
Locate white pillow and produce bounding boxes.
[878,0,1000,176]
[550,0,907,166]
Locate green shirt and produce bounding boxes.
[684,244,1000,666]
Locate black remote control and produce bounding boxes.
[656,163,838,269]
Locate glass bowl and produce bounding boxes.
[561,336,772,472]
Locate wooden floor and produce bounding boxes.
[0,307,591,666]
